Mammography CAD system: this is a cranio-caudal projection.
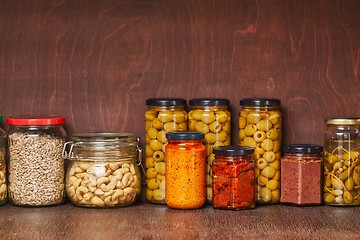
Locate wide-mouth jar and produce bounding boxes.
[0,115,7,206]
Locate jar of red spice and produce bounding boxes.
[281,144,323,205]
[212,146,255,210]
[165,131,206,209]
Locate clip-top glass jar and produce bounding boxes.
[281,144,323,206]
[7,116,66,206]
[165,132,206,209]
[188,98,231,203]
[145,98,187,204]
[63,133,142,208]
[0,115,7,206]
[239,98,281,204]
[323,118,360,206]
[212,146,255,210]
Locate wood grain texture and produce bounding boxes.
[0,0,359,147]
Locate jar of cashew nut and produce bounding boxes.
[188,98,231,203]
[0,115,7,206]
[7,116,66,207]
[145,98,187,204]
[63,133,142,208]
[239,98,281,204]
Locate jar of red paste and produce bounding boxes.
[281,144,323,205]
[212,146,255,210]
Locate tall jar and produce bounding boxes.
[145,98,187,204]
[239,98,281,204]
[188,98,231,203]
[212,146,255,210]
[281,144,323,205]
[6,116,66,206]
[0,115,7,206]
[323,118,360,206]
[165,132,206,209]
[63,133,142,208]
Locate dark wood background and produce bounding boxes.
[0,0,359,147]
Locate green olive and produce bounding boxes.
[152,189,165,201]
[256,158,268,170]
[253,131,266,142]
[190,110,203,121]
[218,131,228,142]
[145,157,155,168]
[266,128,279,141]
[239,117,247,129]
[216,111,228,123]
[189,119,198,130]
[163,122,178,131]
[173,111,186,123]
[147,127,158,139]
[243,137,256,148]
[195,121,209,134]
[271,189,280,202]
[260,187,272,202]
[145,110,157,121]
[209,121,222,133]
[261,166,276,178]
[256,119,272,132]
[154,162,165,175]
[147,179,160,190]
[146,168,158,179]
[156,130,167,143]
[204,132,216,144]
[152,119,163,130]
[247,112,261,124]
[149,139,163,151]
[266,179,279,191]
[258,175,268,186]
[268,111,280,124]
[263,151,275,162]
[261,139,274,151]
[201,112,216,124]
[158,111,174,122]
[244,124,257,136]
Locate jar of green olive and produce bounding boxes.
[188,98,231,203]
[239,98,281,204]
[145,98,187,204]
[323,118,360,206]
[0,115,7,206]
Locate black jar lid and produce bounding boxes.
[213,146,254,156]
[189,98,229,106]
[240,98,281,106]
[146,98,186,106]
[166,131,204,140]
[282,144,323,154]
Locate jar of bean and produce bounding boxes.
[239,98,281,204]
[165,132,206,209]
[212,146,255,210]
[281,144,323,205]
[63,133,142,208]
[323,118,360,206]
[6,116,66,206]
[188,98,231,203]
[0,115,7,206]
[145,98,187,204]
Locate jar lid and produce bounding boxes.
[282,144,323,154]
[6,115,66,126]
[240,98,281,106]
[324,118,360,125]
[166,131,204,140]
[189,98,229,106]
[71,132,136,142]
[214,146,254,156]
[146,98,186,106]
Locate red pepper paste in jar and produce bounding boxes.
[212,146,255,210]
[281,144,323,205]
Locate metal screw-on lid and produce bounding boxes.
[240,98,281,106]
[166,131,204,140]
[282,144,323,154]
[145,98,186,106]
[189,98,229,106]
[324,118,360,125]
[213,146,254,156]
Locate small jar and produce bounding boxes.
[165,132,206,209]
[323,118,360,206]
[63,133,142,208]
[6,116,66,206]
[281,144,323,205]
[188,98,231,203]
[239,98,281,204]
[145,98,187,204]
[0,115,7,206]
[212,146,255,210]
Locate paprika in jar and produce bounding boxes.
[165,132,206,209]
[212,146,255,210]
[239,98,281,204]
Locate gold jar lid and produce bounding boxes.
[325,118,360,125]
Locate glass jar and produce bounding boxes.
[239,98,281,204]
[0,115,7,206]
[212,146,255,210]
[323,118,360,206]
[188,98,231,203]
[6,116,66,206]
[281,144,323,205]
[145,98,187,204]
[63,133,142,208]
[165,132,205,209]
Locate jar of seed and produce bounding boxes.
[6,116,66,206]
[63,133,142,208]
[0,115,7,206]
[323,118,360,206]
[188,98,231,203]
[145,98,187,204]
[239,98,281,204]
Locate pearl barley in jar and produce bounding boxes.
[7,116,66,207]
[239,98,281,204]
[145,98,187,204]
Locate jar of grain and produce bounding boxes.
[0,115,7,206]
[63,133,142,208]
[6,116,66,206]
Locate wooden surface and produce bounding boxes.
[0,0,359,146]
[0,202,359,239]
